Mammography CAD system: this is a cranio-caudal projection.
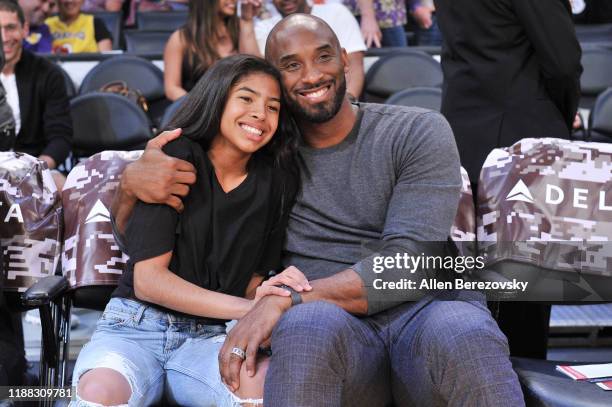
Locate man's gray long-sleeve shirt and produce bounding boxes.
[282,103,462,315]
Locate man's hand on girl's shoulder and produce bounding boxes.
[121,128,197,213]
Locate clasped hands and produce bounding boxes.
[220,265,312,393]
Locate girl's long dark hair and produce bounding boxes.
[181,0,239,79]
[166,55,300,177]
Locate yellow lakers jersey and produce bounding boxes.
[46,14,98,53]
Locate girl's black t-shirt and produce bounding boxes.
[112,137,295,320]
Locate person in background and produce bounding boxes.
[410,0,442,46]
[18,0,53,52]
[343,0,407,47]
[163,0,261,101]
[435,0,582,359]
[254,0,366,101]
[45,0,112,53]
[0,0,72,188]
[81,0,123,12]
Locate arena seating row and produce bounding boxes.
[92,10,187,51]
[2,136,611,405]
[39,44,612,176]
[579,48,612,108]
[575,23,612,45]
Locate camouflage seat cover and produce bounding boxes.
[62,150,142,289]
[477,138,612,300]
[0,152,62,292]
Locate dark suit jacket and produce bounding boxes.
[13,50,72,165]
[435,0,582,182]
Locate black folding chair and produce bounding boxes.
[580,48,612,109]
[364,50,443,103]
[1,152,67,402]
[385,87,442,111]
[136,11,187,31]
[91,11,123,50]
[70,92,152,162]
[589,87,612,143]
[123,30,172,55]
[159,95,186,129]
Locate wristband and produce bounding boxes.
[279,284,303,306]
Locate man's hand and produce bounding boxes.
[219,295,291,392]
[360,13,382,48]
[240,0,262,21]
[412,6,433,29]
[121,128,196,212]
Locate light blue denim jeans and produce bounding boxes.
[72,297,246,407]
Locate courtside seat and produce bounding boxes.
[70,92,152,162]
[580,49,612,109]
[0,152,67,388]
[136,11,187,32]
[589,87,612,143]
[159,95,186,129]
[512,358,612,407]
[15,151,141,389]
[477,138,612,406]
[384,87,442,111]
[477,138,612,300]
[123,30,172,55]
[61,151,140,303]
[79,55,169,126]
[363,51,442,103]
[91,11,123,50]
[0,152,63,300]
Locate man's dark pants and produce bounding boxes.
[264,291,524,406]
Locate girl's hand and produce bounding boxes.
[253,284,291,303]
[252,266,313,303]
[263,266,312,293]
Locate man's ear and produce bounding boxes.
[23,21,30,36]
[341,48,349,72]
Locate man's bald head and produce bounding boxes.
[261,13,349,124]
[264,14,341,64]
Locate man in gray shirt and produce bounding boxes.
[112,14,523,406]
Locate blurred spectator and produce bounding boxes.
[343,0,407,47]
[45,0,112,53]
[47,0,57,16]
[436,0,581,359]
[0,0,72,187]
[410,0,442,46]
[18,0,53,52]
[136,0,189,12]
[255,0,366,100]
[81,0,123,12]
[163,0,261,101]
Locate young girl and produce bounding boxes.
[72,55,302,406]
[163,0,261,101]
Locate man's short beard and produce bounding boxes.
[287,76,347,124]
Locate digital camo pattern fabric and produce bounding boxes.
[477,138,612,300]
[451,166,476,256]
[0,152,62,292]
[62,151,142,288]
